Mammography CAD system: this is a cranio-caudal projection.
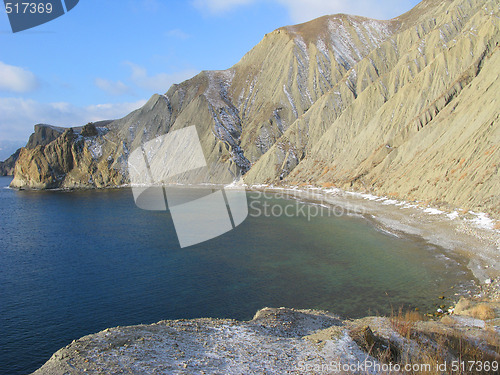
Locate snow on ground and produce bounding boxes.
[32,306,500,375]
[468,211,496,230]
[32,308,378,375]
[328,187,496,231]
[423,207,444,215]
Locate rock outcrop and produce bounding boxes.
[31,307,499,375]
[10,124,127,189]
[9,0,500,218]
[0,148,20,176]
[0,124,65,176]
[26,124,66,149]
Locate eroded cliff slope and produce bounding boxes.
[10,0,500,217]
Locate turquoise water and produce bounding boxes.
[0,176,474,374]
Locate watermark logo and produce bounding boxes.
[248,190,365,220]
[4,0,79,33]
[128,126,248,248]
[128,126,367,247]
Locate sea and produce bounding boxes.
[0,176,475,374]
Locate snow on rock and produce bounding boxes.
[86,138,104,160]
[32,308,358,375]
[204,70,251,172]
[283,84,298,119]
[32,306,499,375]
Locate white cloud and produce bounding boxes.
[166,29,191,40]
[0,61,39,93]
[95,78,133,96]
[124,62,198,93]
[192,0,255,13]
[193,0,416,22]
[0,97,147,142]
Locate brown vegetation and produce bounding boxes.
[348,308,500,375]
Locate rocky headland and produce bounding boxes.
[31,303,499,375]
[5,0,500,221]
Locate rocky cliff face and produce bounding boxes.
[0,148,20,176]
[26,124,67,149]
[265,0,500,218]
[11,123,127,189]
[0,124,65,176]
[9,0,500,217]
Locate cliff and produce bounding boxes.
[31,305,499,375]
[0,124,65,176]
[9,0,500,218]
[0,148,20,176]
[11,123,126,189]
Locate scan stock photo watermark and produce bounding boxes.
[4,0,80,33]
[128,126,366,248]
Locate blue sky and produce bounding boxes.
[0,0,420,146]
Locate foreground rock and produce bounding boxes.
[32,307,499,375]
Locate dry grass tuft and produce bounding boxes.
[373,328,499,375]
[454,298,497,320]
[390,308,424,338]
[378,307,499,374]
[469,304,496,320]
[454,298,472,314]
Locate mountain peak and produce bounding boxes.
[10,0,500,219]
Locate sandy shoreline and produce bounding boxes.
[6,176,499,299]
[245,184,500,301]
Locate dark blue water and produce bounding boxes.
[0,176,474,374]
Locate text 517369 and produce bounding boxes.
[5,2,53,14]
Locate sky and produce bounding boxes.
[0,0,421,148]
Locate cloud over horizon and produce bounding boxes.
[0,61,39,94]
[94,63,198,97]
[0,97,147,142]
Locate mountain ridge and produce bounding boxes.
[8,0,500,218]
